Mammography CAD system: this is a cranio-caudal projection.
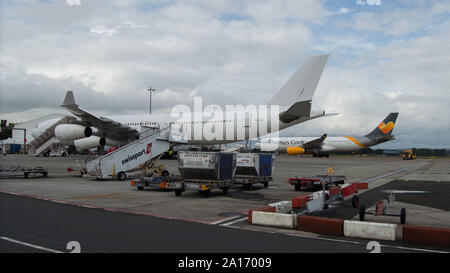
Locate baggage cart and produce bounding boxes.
[0,166,48,178]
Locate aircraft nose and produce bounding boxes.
[254,142,261,149]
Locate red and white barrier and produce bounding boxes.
[248,206,276,224]
[341,184,357,197]
[352,182,368,190]
[251,211,297,229]
[268,201,292,213]
[344,220,397,241]
[297,215,344,236]
[292,195,310,209]
[403,225,450,248]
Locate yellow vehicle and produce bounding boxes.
[402,150,416,160]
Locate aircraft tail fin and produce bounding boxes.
[268,55,329,123]
[61,91,77,107]
[366,112,399,139]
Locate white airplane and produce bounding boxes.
[255,113,399,157]
[31,55,331,151]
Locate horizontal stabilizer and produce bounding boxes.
[279,101,312,123]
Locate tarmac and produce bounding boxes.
[0,154,449,252]
[1,192,422,253]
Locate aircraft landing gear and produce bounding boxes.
[313,152,329,158]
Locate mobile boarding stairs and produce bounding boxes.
[85,126,183,180]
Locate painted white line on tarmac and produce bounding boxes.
[0,236,64,253]
[209,215,242,225]
[220,217,248,227]
[360,160,432,183]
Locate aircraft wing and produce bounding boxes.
[302,134,327,149]
[61,91,138,136]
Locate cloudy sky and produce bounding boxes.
[1,0,449,148]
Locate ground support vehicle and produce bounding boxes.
[167,179,234,197]
[85,127,170,180]
[233,176,272,189]
[0,166,48,178]
[131,174,234,197]
[67,160,87,177]
[131,175,182,191]
[287,175,346,191]
[402,149,416,160]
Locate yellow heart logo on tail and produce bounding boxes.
[378,121,395,134]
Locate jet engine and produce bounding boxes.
[74,136,127,151]
[74,136,102,151]
[55,124,93,141]
[286,147,305,155]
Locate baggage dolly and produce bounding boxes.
[233,176,272,190]
[131,175,234,197]
[359,190,406,224]
[0,166,48,178]
[131,175,182,191]
[167,179,235,197]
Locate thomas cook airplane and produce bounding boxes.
[31,55,331,152]
[255,113,399,157]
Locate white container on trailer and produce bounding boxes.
[235,152,275,177]
[178,151,236,181]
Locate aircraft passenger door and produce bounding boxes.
[169,122,188,143]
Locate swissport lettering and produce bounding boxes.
[122,149,146,165]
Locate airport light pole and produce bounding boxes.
[147,86,156,115]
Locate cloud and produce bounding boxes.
[0,0,319,114]
[339,7,350,14]
[356,0,382,6]
[287,20,450,148]
[366,0,382,6]
[90,25,117,36]
[352,1,450,36]
[1,0,450,148]
[312,35,376,55]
